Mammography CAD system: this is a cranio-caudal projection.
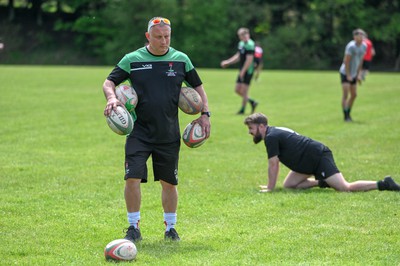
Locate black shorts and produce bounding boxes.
[124,137,180,185]
[362,60,371,70]
[313,149,340,180]
[237,72,253,85]
[254,58,262,68]
[340,73,357,85]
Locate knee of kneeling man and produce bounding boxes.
[283,183,297,189]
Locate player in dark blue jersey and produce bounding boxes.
[103,17,211,242]
[244,113,400,193]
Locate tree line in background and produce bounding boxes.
[0,0,399,70]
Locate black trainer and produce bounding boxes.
[124,226,142,242]
[383,176,400,191]
[251,101,258,114]
[164,228,180,241]
[344,110,352,122]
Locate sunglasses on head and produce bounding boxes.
[148,17,171,31]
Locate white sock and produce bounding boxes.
[163,212,177,231]
[127,211,140,229]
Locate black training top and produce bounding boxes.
[264,126,326,174]
[238,39,255,74]
[107,46,202,143]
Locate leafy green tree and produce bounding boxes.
[176,0,246,67]
[68,0,179,64]
[359,0,400,70]
[1,0,400,69]
[262,0,400,69]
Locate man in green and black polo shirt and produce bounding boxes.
[221,27,258,115]
[103,17,211,242]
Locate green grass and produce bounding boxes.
[1,66,399,265]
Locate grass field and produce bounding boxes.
[0,65,399,265]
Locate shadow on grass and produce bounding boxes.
[254,187,336,194]
[343,120,367,125]
[134,239,214,260]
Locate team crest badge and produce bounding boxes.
[166,62,177,77]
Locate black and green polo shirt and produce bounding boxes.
[107,46,203,143]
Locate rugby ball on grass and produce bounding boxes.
[104,239,137,261]
[182,122,207,148]
[106,106,134,135]
[179,87,203,115]
[115,84,138,112]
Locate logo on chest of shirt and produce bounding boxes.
[166,62,177,77]
[131,64,153,71]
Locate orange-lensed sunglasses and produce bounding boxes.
[148,17,171,32]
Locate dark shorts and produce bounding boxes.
[340,73,357,85]
[362,60,371,70]
[313,149,340,180]
[124,137,180,185]
[254,58,263,68]
[237,72,253,85]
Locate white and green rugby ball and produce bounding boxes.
[115,84,138,112]
[106,106,134,135]
[104,239,137,261]
[182,122,207,148]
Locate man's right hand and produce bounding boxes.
[104,97,120,117]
